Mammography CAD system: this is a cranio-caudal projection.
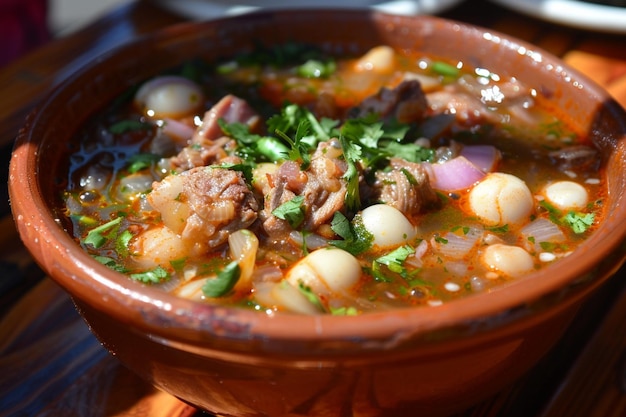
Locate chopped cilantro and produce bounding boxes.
[272,196,306,229]
[170,257,188,272]
[539,200,561,223]
[267,103,338,169]
[330,306,359,316]
[202,261,241,297]
[434,235,448,244]
[451,225,470,235]
[539,241,560,251]
[329,212,373,255]
[431,61,460,78]
[382,141,435,163]
[211,163,254,186]
[115,229,134,257]
[71,214,99,227]
[372,245,415,281]
[297,282,326,312]
[400,168,418,185]
[127,153,161,173]
[540,200,596,234]
[562,211,595,234]
[93,255,128,273]
[83,217,122,249]
[485,224,509,234]
[130,266,170,284]
[230,42,332,70]
[274,122,314,169]
[297,59,336,78]
[218,119,289,162]
[338,133,362,212]
[109,120,153,134]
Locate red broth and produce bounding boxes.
[62,44,605,315]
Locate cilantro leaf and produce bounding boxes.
[297,282,326,312]
[126,153,161,173]
[562,211,595,234]
[382,141,435,163]
[372,245,415,281]
[109,120,153,134]
[337,131,362,212]
[329,212,373,255]
[267,103,338,169]
[211,163,254,186]
[485,224,509,234]
[540,200,596,234]
[218,119,289,162]
[115,229,134,257]
[274,122,313,169]
[272,195,306,229]
[130,266,170,284]
[83,217,122,248]
[93,255,128,273]
[330,306,359,316]
[202,261,241,297]
[296,59,336,79]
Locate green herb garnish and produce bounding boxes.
[329,212,373,255]
[372,245,415,281]
[109,120,153,134]
[272,196,306,229]
[127,153,161,173]
[562,211,595,234]
[130,266,170,284]
[83,217,122,248]
[202,261,241,297]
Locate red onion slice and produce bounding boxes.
[425,156,486,192]
[460,145,501,172]
[162,118,195,143]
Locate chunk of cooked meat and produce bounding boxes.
[549,145,600,172]
[149,166,259,250]
[260,139,348,239]
[168,95,260,171]
[302,139,348,230]
[348,79,428,123]
[372,158,440,216]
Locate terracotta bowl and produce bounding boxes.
[9,9,626,417]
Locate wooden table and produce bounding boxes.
[1,0,625,416]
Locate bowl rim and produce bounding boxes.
[9,8,626,351]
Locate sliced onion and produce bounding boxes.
[174,277,209,301]
[205,200,235,222]
[460,145,501,172]
[424,156,486,192]
[162,117,195,143]
[431,227,483,259]
[288,231,328,251]
[116,173,153,202]
[405,239,429,268]
[445,261,468,277]
[251,265,284,283]
[229,229,259,292]
[254,281,321,315]
[520,218,566,252]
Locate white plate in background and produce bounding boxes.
[151,0,466,19]
[488,0,626,33]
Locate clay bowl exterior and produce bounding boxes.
[9,10,626,417]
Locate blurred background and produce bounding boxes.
[50,0,130,35]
